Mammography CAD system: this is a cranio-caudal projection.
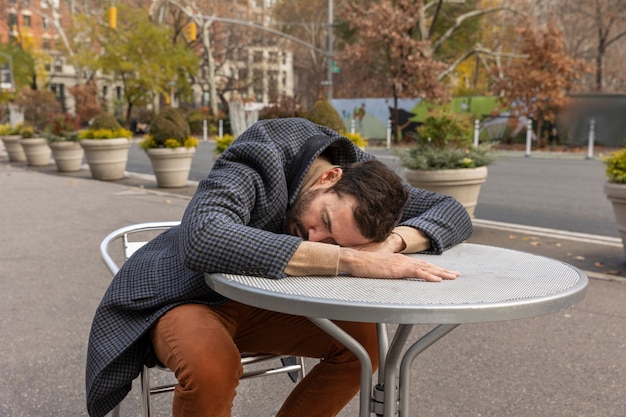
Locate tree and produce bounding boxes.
[273,0,339,107]
[556,0,626,92]
[91,4,199,125]
[339,0,449,141]
[491,19,590,145]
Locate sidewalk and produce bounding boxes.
[1,161,624,417]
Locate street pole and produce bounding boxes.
[327,0,333,101]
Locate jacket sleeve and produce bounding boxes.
[179,141,301,279]
[398,184,473,254]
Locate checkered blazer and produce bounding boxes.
[85,117,472,417]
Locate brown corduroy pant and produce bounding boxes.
[150,301,379,417]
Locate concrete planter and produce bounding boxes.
[404,166,488,218]
[50,141,85,172]
[146,147,196,188]
[2,135,27,162]
[80,138,131,181]
[20,137,52,167]
[604,182,626,258]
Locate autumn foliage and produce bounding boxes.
[491,19,591,143]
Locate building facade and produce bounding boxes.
[1,0,295,120]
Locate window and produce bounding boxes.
[22,14,32,27]
[54,58,62,72]
[42,17,49,30]
[42,38,51,50]
[9,13,18,27]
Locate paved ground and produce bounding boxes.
[1,160,624,417]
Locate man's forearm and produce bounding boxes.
[284,241,340,276]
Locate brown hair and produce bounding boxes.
[328,160,408,242]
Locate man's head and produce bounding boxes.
[285,159,408,246]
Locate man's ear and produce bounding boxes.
[317,167,343,185]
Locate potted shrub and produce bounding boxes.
[396,111,494,217]
[139,107,198,188]
[1,123,27,162]
[306,99,344,132]
[603,148,626,258]
[19,123,52,167]
[45,115,84,173]
[79,112,132,181]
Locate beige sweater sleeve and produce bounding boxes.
[284,241,340,276]
[393,226,431,253]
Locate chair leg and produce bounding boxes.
[140,365,153,417]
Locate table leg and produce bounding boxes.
[308,317,374,417]
[376,323,390,386]
[397,324,459,416]
[380,324,415,416]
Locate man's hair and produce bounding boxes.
[328,159,408,242]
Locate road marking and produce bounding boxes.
[472,218,622,247]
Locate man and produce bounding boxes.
[86,118,472,417]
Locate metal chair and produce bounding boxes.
[100,222,306,417]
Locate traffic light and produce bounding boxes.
[108,6,117,29]
[188,21,197,41]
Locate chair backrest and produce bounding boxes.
[99,222,305,417]
[100,221,181,275]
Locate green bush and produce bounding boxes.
[215,134,235,154]
[397,144,494,170]
[416,112,473,149]
[0,123,27,136]
[605,148,626,183]
[150,107,191,145]
[79,128,132,139]
[0,123,13,136]
[19,124,36,138]
[90,112,122,131]
[140,107,197,150]
[342,132,368,149]
[396,109,495,170]
[306,99,344,132]
[187,107,215,135]
[44,115,79,143]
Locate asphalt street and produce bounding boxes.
[128,140,619,238]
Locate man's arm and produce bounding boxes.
[399,186,473,254]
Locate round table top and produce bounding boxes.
[206,243,588,324]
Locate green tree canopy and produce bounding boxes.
[77,4,199,126]
[0,43,36,103]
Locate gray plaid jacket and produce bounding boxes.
[85,118,472,417]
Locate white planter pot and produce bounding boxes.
[2,135,27,162]
[604,182,626,258]
[80,138,131,181]
[404,166,488,218]
[20,137,52,167]
[147,147,196,188]
[50,141,85,172]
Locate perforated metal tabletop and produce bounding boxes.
[207,243,588,324]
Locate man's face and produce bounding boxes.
[285,188,372,247]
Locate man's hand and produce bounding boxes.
[338,248,460,282]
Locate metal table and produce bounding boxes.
[206,243,588,417]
